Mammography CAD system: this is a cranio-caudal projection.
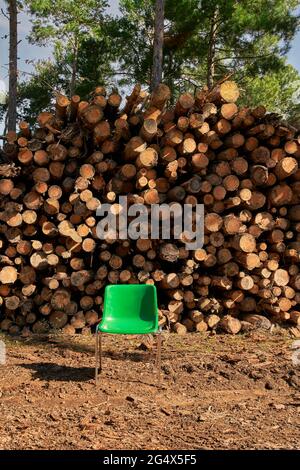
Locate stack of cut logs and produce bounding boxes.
[0,81,300,336]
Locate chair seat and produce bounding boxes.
[97,321,158,335]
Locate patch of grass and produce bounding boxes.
[0,331,22,347]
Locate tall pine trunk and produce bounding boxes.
[207,7,218,89]
[151,0,164,91]
[70,37,78,96]
[8,0,18,132]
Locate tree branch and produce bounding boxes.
[214,53,273,62]
[0,8,9,20]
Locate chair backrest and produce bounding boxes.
[103,284,158,330]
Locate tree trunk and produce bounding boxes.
[8,0,18,132]
[70,36,78,96]
[151,0,165,92]
[207,7,218,89]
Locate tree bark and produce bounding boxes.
[151,0,165,92]
[207,7,218,89]
[70,36,78,96]
[8,0,18,132]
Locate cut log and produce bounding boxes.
[220,315,241,334]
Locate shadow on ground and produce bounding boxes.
[19,362,94,382]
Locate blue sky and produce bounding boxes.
[0,0,299,131]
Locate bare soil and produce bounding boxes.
[0,329,299,450]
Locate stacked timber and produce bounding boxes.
[0,81,300,335]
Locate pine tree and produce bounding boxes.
[151,0,165,91]
[27,0,110,95]
[7,0,18,131]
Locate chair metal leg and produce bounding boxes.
[99,331,102,372]
[155,334,159,368]
[95,331,99,384]
[95,330,102,385]
[155,331,162,385]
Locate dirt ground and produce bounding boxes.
[0,328,299,450]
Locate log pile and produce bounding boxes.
[0,81,300,336]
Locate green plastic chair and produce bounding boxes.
[95,284,162,384]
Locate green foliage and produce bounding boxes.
[123,0,299,83]
[112,0,300,118]
[14,0,115,121]
[110,0,155,86]
[17,61,64,125]
[9,0,300,124]
[28,0,108,44]
[16,35,116,125]
[72,37,116,96]
[239,61,300,117]
[26,0,111,94]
